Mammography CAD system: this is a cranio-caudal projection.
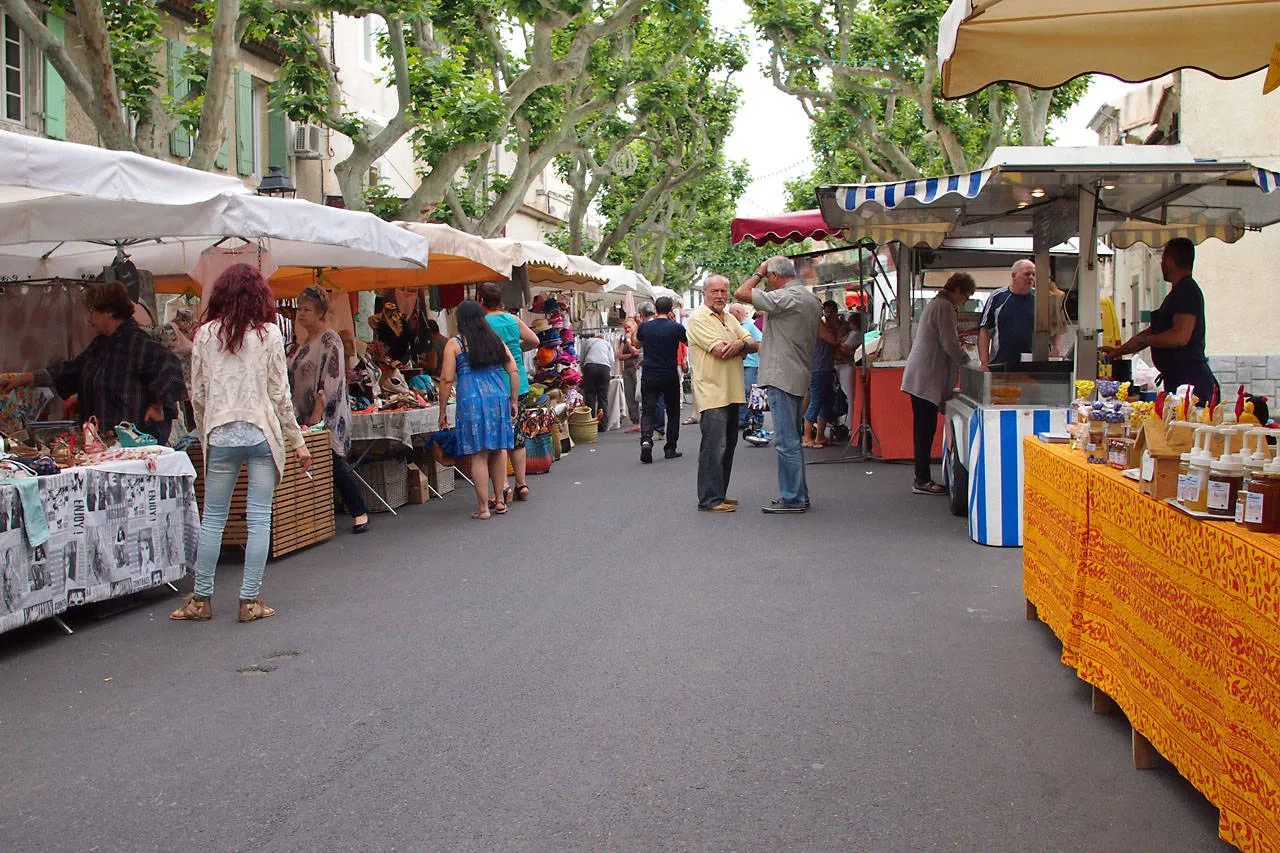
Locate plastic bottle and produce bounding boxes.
[1236,429,1271,524]
[1181,427,1214,511]
[1244,456,1280,533]
[1207,429,1243,517]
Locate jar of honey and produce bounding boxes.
[1244,458,1280,533]
[1207,454,1244,517]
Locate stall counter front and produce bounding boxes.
[1023,438,1280,853]
[1,452,199,635]
[847,361,943,461]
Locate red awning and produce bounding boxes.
[730,209,842,246]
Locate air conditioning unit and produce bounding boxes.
[291,123,324,158]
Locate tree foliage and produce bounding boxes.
[745,0,1087,193]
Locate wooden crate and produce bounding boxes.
[185,430,336,558]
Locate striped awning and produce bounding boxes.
[817,147,1280,250]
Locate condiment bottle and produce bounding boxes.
[1236,430,1271,524]
[1244,457,1280,533]
[1207,429,1243,517]
[1181,427,1214,511]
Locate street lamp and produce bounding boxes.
[256,166,296,198]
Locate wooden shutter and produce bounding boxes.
[42,13,66,139]
[267,82,288,175]
[235,70,254,175]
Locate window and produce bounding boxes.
[3,11,23,123]
[361,15,385,68]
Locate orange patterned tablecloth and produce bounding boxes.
[1022,438,1280,852]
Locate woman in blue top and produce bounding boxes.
[479,282,540,504]
[436,300,520,520]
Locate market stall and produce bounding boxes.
[1022,430,1280,853]
[0,449,199,635]
[818,145,1280,545]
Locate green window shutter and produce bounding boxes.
[168,40,191,158]
[267,83,288,175]
[235,70,254,175]
[43,13,66,140]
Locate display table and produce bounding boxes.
[1023,438,1280,852]
[847,362,943,461]
[350,406,453,449]
[0,451,200,635]
[186,430,334,559]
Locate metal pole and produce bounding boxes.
[1075,186,1100,380]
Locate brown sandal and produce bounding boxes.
[170,594,212,621]
[238,598,275,623]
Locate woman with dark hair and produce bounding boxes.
[171,264,311,624]
[289,285,369,533]
[478,281,539,504]
[0,282,186,443]
[900,272,975,496]
[437,299,519,519]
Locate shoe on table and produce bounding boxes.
[913,481,948,496]
[664,449,682,459]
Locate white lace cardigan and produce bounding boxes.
[191,322,306,478]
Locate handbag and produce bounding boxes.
[115,422,158,448]
[81,416,108,454]
[747,384,770,413]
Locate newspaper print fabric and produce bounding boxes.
[0,468,198,634]
[1022,438,1280,852]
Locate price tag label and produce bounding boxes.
[1207,480,1231,510]
[1236,490,1248,524]
[1141,452,1155,482]
[1178,473,1202,504]
[1245,491,1265,525]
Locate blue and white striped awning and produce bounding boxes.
[816,147,1280,250]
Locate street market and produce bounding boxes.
[3,0,1280,850]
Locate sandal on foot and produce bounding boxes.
[503,485,514,505]
[514,484,530,501]
[170,594,212,621]
[471,510,490,520]
[493,502,508,515]
[237,598,275,623]
[682,417,699,425]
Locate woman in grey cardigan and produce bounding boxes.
[900,272,976,495]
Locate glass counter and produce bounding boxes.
[959,361,1074,407]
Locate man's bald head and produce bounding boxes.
[703,274,731,313]
[727,303,749,322]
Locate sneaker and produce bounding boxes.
[664,449,682,459]
[640,442,653,464]
[770,497,811,509]
[655,429,665,438]
[912,481,948,496]
[761,504,806,514]
[744,433,770,447]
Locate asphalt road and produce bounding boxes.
[0,426,1231,852]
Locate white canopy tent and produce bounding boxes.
[817,146,1280,377]
[598,265,656,300]
[487,239,607,292]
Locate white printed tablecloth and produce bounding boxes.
[0,453,199,635]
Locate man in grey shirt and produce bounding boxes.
[735,255,822,513]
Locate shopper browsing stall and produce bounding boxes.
[479,282,539,504]
[171,264,311,624]
[0,282,186,444]
[901,273,975,496]
[437,300,519,520]
[289,285,370,535]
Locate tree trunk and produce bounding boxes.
[188,0,241,170]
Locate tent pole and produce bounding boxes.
[895,244,913,356]
[1075,186,1100,380]
[1032,240,1052,361]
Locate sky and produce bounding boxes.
[710,0,1136,216]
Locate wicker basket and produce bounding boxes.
[568,406,598,444]
[356,459,409,512]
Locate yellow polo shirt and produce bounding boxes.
[686,304,753,412]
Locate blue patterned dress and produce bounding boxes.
[453,337,514,456]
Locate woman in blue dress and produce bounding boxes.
[436,300,519,519]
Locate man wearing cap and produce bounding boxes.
[630,297,687,463]
[687,274,757,511]
[735,256,822,513]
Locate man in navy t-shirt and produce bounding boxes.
[632,297,687,463]
[979,259,1036,369]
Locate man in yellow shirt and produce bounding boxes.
[687,274,758,512]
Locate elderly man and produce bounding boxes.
[978,259,1036,369]
[687,275,758,512]
[631,296,687,463]
[735,256,822,514]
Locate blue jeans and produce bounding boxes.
[766,386,808,507]
[193,441,278,599]
[804,369,837,423]
[740,366,759,428]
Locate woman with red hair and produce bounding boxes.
[171,264,311,624]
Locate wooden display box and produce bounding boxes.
[1138,420,1188,501]
[185,430,336,558]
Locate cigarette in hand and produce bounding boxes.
[303,470,314,480]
